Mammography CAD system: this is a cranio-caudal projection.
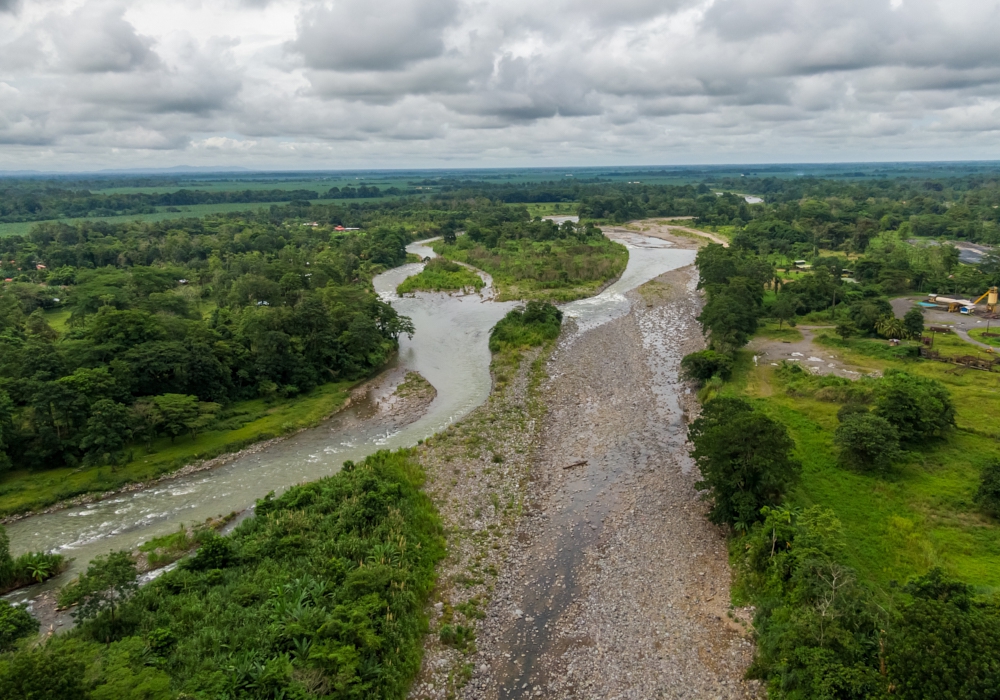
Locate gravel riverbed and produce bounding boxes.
[411,249,760,699]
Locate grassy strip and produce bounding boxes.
[396,258,484,294]
[754,320,803,342]
[0,381,355,518]
[2,448,445,699]
[727,335,1000,591]
[0,198,356,238]
[968,327,1000,348]
[431,238,627,302]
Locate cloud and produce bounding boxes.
[48,5,159,73]
[291,0,459,72]
[2,0,1000,168]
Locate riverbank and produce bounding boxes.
[0,381,352,520]
[0,367,437,524]
[410,227,758,699]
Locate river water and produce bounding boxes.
[5,233,694,599]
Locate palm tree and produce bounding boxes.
[875,316,907,339]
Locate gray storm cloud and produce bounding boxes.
[0,0,998,168]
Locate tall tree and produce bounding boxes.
[688,397,800,531]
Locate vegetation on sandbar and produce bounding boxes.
[396,257,484,295]
[433,217,626,302]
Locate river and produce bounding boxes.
[5,232,694,602]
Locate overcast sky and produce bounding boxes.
[1,0,999,171]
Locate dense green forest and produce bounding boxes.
[0,212,413,474]
[9,171,1000,248]
[683,215,1000,698]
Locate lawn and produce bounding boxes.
[0,380,356,517]
[730,332,1000,592]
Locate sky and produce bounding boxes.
[1,0,999,171]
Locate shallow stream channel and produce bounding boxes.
[5,233,695,609]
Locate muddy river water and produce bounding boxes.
[6,232,694,603]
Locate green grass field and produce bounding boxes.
[523,203,579,217]
[969,327,1000,348]
[755,320,804,341]
[0,197,388,237]
[0,381,355,517]
[729,332,1000,592]
[91,178,378,195]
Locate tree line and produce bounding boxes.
[682,237,1000,697]
[0,187,328,223]
[0,212,414,473]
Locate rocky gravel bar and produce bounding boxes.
[410,241,761,699]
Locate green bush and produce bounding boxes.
[29,448,445,700]
[182,533,235,571]
[489,301,563,353]
[873,370,955,444]
[742,506,887,700]
[888,569,1000,699]
[688,397,800,531]
[903,307,925,338]
[834,412,901,472]
[0,600,37,652]
[836,403,870,422]
[396,257,484,294]
[680,350,733,383]
[975,459,1000,518]
[0,644,87,700]
[0,524,65,593]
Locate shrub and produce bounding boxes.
[0,600,37,652]
[396,257,484,294]
[742,507,888,699]
[836,403,870,422]
[680,350,733,383]
[888,569,1000,700]
[975,459,1000,518]
[489,301,562,352]
[903,307,925,338]
[0,645,86,700]
[835,413,901,472]
[836,320,859,339]
[873,370,955,444]
[183,533,235,571]
[688,397,800,531]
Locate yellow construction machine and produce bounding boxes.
[974,286,999,313]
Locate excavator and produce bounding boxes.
[973,286,999,313]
